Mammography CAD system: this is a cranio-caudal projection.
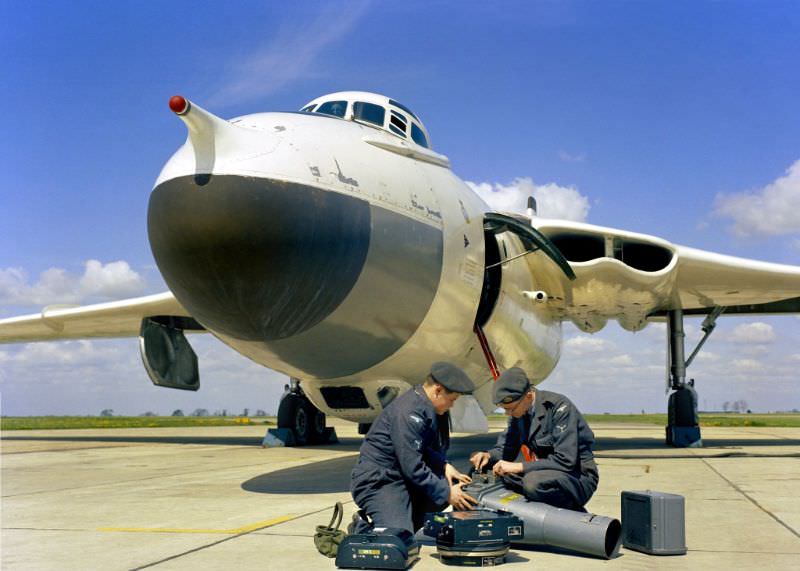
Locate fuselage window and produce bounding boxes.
[353,102,386,127]
[411,123,429,148]
[316,100,348,118]
[389,110,407,138]
[300,104,317,113]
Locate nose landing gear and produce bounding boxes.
[265,378,338,446]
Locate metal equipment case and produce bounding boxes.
[335,528,419,569]
[424,509,524,565]
[424,509,524,545]
[620,490,687,555]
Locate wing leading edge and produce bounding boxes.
[0,292,195,343]
[527,219,800,332]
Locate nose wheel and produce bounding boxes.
[269,380,337,446]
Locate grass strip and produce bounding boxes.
[1,416,276,430]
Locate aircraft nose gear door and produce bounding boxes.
[267,379,338,446]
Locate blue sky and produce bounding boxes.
[1,1,799,416]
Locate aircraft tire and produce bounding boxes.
[308,407,327,444]
[277,394,311,445]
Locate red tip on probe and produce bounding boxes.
[169,95,189,114]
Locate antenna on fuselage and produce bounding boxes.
[526,196,537,222]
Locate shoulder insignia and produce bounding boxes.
[556,423,567,433]
[556,404,567,414]
[409,414,424,425]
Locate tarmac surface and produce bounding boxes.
[2,419,799,570]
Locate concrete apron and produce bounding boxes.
[2,420,799,570]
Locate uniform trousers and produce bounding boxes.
[506,468,598,511]
[351,462,448,534]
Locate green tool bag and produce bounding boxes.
[314,501,347,558]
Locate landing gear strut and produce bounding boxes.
[665,307,722,447]
[265,378,337,446]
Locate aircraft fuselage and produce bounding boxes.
[149,102,561,421]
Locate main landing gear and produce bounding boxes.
[265,378,337,446]
[665,307,723,447]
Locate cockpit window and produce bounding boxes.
[389,99,419,122]
[315,100,348,118]
[411,123,429,148]
[389,110,407,138]
[353,102,385,127]
[300,104,317,113]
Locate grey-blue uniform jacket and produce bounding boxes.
[489,389,597,479]
[351,385,450,514]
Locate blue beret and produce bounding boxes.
[493,367,531,405]
[430,362,475,394]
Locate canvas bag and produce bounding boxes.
[314,501,346,557]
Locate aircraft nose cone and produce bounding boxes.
[147,175,371,342]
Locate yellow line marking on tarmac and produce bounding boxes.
[98,515,295,534]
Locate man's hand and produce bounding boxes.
[469,451,491,472]
[445,463,472,485]
[448,482,478,511]
[492,460,524,477]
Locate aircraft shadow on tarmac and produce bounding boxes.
[240,434,501,495]
[241,454,359,494]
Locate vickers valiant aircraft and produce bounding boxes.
[2,91,799,447]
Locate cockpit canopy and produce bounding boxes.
[300,91,432,150]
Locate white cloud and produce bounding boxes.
[714,159,800,237]
[609,354,633,366]
[738,345,770,356]
[211,2,370,105]
[728,322,775,344]
[643,322,703,343]
[642,321,666,340]
[564,335,609,354]
[548,319,800,413]
[732,358,762,372]
[79,260,145,299]
[0,260,145,306]
[695,351,721,362]
[8,340,122,366]
[0,335,289,416]
[466,177,590,221]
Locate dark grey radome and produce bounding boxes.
[148,175,444,378]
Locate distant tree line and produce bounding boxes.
[101,408,270,417]
[722,400,750,413]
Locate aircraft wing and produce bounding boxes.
[0,291,196,343]
[525,219,800,332]
[671,246,800,316]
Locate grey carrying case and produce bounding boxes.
[621,490,687,555]
[315,502,347,558]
